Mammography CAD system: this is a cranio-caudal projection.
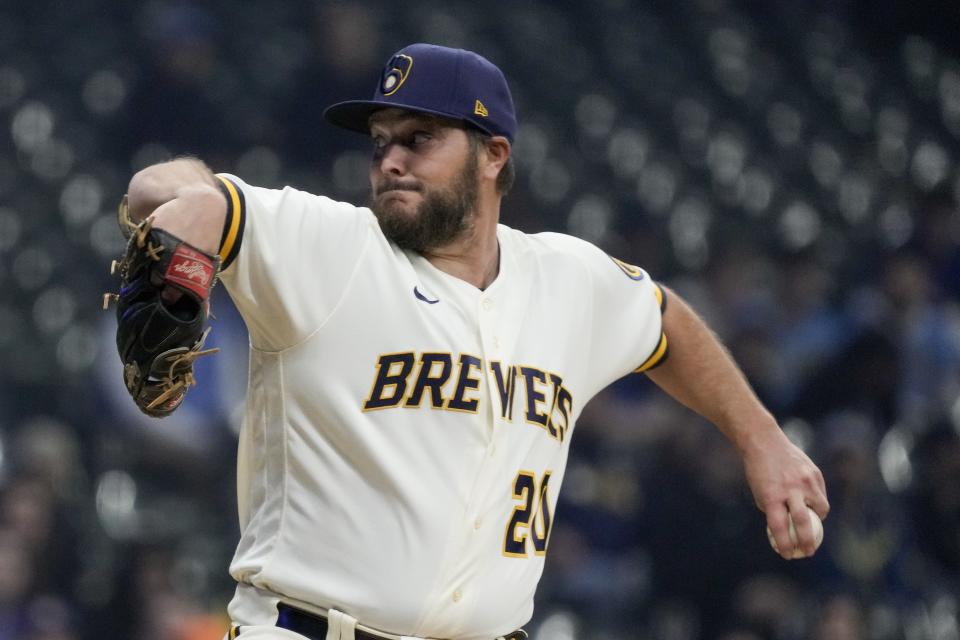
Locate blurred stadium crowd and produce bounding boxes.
[0,1,959,639]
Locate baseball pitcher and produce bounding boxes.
[106,43,829,640]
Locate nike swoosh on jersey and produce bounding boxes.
[413,286,440,304]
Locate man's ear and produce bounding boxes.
[482,136,511,181]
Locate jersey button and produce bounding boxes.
[474,517,483,530]
[481,298,493,311]
[452,589,463,603]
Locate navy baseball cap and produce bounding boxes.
[323,43,517,143]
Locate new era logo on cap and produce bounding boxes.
[323,43,517,142]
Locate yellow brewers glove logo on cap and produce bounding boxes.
[381,54,413,96]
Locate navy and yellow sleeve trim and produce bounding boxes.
[653,281,667,313]
[215,175,246,270]
[636,332,669,372]
[635,282,669,373]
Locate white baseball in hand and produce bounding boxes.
[766,506,824,559]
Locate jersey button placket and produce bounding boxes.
[478,294,499,431]
[479,297,499,357]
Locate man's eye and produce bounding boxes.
[411,132,431,146]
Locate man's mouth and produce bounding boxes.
[377,183,422,197]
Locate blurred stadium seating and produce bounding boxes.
[0,1,958,638]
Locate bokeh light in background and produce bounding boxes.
[0,1,959,639]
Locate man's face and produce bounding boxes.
[368,109,480,251]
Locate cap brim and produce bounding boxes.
[323,100,495,137]
[322,100,388,135]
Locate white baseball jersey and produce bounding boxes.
[214,173,668,639]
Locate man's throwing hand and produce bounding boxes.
[742,429,829,560]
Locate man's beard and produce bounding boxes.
[370,152,479,252]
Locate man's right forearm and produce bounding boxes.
[126,158,227,256]
[127,157,219,221]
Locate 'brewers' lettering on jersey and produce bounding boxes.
[363,351,574,442]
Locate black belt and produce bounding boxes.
[272,603,528,640]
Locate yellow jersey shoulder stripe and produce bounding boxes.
[653,281,667,312]
[635,282,669,373]
[215,174,246,270]
[635,331,669,373]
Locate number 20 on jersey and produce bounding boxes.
[503,471,553,558]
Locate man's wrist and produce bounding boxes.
[726,409,784,456]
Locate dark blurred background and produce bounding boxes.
[1,1,959,638]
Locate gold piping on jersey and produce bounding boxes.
[610,255,646,280]
[215,175,246,270]
[362,352,416,411]
[489,361,518,422]
[518,366,551,431]
[636,331,669,373]
[546,371,572,442]
[531,471,553,556]
[403,352,454,409]
[653,281,665,311]
[502,470,537,558]
[503,470,554,559]
[445,353,484,414]
[635,282,669,372]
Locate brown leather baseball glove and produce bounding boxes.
[104,196,220,417]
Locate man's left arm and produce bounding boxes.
[645,286,830,559]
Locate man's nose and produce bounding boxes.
[376,143,408,176]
